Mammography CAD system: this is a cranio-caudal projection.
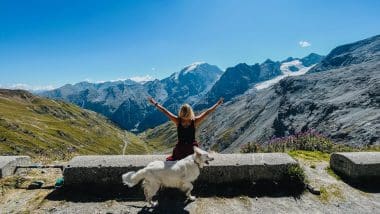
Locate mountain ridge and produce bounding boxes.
[40,54,324,132]
[0,89,150,159]
[41,62,223,132]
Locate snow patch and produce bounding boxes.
[183,61,206,73]
[255,60,315,90]
[171,72,180,80]
[129,75,155,83]
[130,122,140,132]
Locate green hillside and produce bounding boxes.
[0,89,149,160]
[139,121,177,153]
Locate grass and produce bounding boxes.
[0,90,149,159]
[285,165,307,185]
[140,122,178,153]
[210,128,235,152]
[325,166,341,180]
[288,150,330,163]
[319,184,344,202]
[123,132,150,155]
[0,175,25,195]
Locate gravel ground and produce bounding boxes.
[0,160,379,214]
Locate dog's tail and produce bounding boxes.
[122,169,146,187]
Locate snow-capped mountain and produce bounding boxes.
[195,53,324,110]
[41,54,324,132]
[255,59,315,90]
[41,62,223,132]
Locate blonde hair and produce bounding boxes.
[178,104,195,120]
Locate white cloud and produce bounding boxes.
[299,40,311,48]
[1,83,56,91]
[129,75,155,83]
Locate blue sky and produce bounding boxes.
[0,0,379,90]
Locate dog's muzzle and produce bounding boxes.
[205,157,214,165]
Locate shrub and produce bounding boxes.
[286,165,306,185]
[240,129,353,153]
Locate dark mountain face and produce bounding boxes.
[301,53,325,67]
[41,62,222,132]
[310,35,380,72]
[195,54,324,110]
[196,35,380,152]
[259,59,282,80]
[194,63,261,110]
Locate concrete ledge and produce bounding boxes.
[0,156,31,178]
[330,152,380,181]
[63,153,298,187]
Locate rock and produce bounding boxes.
[0,156,31,178]
[330,152,380,181]
[28,180,45,189]
[306,184,321,195]
[63,153,298,187]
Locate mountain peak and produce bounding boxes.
[300,53,325,67]
[182,62,207,73]
[305,53,322,58]
[281,57,296,63]
[263,59,275,64]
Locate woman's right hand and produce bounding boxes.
[217,97,224,106]
[148,97,157,105]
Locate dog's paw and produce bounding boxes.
[188,195,196,201]
[149,201,158,207]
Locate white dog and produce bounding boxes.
[122,146,214,206]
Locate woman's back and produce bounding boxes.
[177,118,195,144]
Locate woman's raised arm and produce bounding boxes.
[195,98,223,127]
[148,97,179,125]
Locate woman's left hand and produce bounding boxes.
[148,97,157,105]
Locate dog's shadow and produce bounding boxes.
[45,186,192,213]
[136,190,191,214]
[45,181,304,213]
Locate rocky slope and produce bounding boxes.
[310,35,380,72]
[146,35,379,151]
[199,35,379,151]
[0,89,149,159]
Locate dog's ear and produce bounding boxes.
[193,146,202,155]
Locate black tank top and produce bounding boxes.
[177,118,195,144]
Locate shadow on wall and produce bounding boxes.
[332,172,380,193]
